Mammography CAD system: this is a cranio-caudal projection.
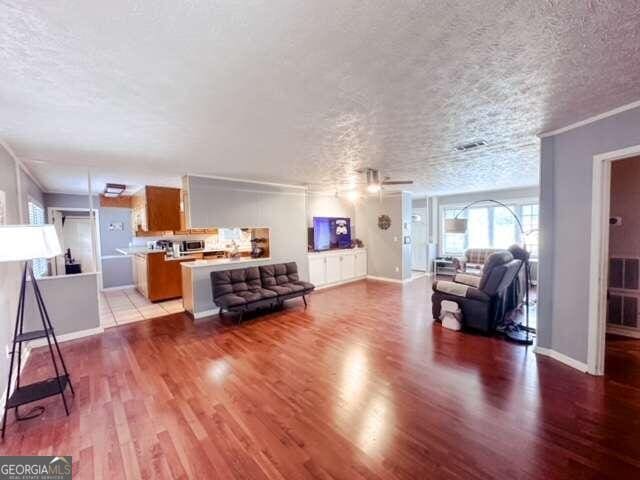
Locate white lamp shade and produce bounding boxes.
[445,218,468,234]
[0,225,62,262]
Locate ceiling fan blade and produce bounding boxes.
[381,180,414,185]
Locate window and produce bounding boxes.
[441,200,539,258]
[521,204,539,258]
[443,208,466,254]
[28,201,48,278]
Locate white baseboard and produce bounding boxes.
[366,275,413,284]
[315,276,367,290]
[534,346,589,373]
[192,308,220,319]
[101,284,135,292]
[607,325,640,339]
[29,326,104,349]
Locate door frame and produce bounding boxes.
[588,144,640,375]
[47,207,102,288]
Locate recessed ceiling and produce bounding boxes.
[2,1,640,195]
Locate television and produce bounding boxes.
[312,217,351,251]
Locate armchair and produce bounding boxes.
[432,251,522,332]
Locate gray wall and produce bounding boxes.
[538,105,640,363]
[0,145,23,402]
[355,194,405,280]
[20,170,46,221]
[188,176,309,279]
[46,194,134,288]
[100,206,134,288]
[24,273,100,335]
[44,193,97,210]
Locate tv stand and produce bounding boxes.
[307,248,367,288]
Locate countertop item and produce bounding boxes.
[181,256,271,269]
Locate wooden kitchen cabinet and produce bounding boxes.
[134,252,194,302]
[132,186,182,234]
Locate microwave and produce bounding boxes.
[181,240,205,252]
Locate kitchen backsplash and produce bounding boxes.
[130,229,252,251]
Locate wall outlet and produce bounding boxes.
[395,266,400,272]
[393,236,398,242]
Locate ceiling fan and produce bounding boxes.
[360,168,413,193]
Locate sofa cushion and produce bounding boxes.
[215,293,248,308]
[285,262,300,281]
[294,280,315,292]
[259,264,277,287]
[263,285,291,295]
[235,290,275,303]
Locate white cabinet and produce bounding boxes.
[308,255,326,287]
[133,253,148,298]
[325,255,341,284]
[307,249,367,288]
[340,253,355,279]
[355,250,367,277]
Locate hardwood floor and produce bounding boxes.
[2,277,640,479]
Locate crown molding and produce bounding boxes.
[538,99,640,138]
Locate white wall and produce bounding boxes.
[307,194,355,228]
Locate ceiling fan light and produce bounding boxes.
[345,190,360,202]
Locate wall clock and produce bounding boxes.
[377,214,391,230]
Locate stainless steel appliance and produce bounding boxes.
[181,240,205,252]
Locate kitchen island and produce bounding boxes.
[181,256,272,318]
[116,247,200,301]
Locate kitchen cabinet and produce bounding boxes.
[132,186,181,234]
[307,249,367,288]
[133,251,195,301]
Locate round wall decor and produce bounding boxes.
[377,214,391,230]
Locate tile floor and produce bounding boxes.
[99,287,185,327]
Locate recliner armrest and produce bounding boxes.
[454,273,481,288]
[432,280,490,302]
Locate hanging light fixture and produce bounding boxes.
[365,169,381,193]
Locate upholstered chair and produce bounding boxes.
[432,251,522,332]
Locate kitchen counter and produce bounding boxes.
[116,247,161,255]
[181,256,270,269]
[180,256,273,318]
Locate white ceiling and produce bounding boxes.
[2,1,640,195]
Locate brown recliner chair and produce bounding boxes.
[432,251,522,333]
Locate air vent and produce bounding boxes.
[454,139,488,152]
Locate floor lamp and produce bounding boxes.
[444,199,534,345]
[0,224,75,438]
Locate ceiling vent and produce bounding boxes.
[454,139,488,152]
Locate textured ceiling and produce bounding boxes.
[2,1,640,195]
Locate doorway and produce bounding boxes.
[602,154,640,382]
[411,197,428,278]
[588,144,640,375]
[48,207,101,281]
